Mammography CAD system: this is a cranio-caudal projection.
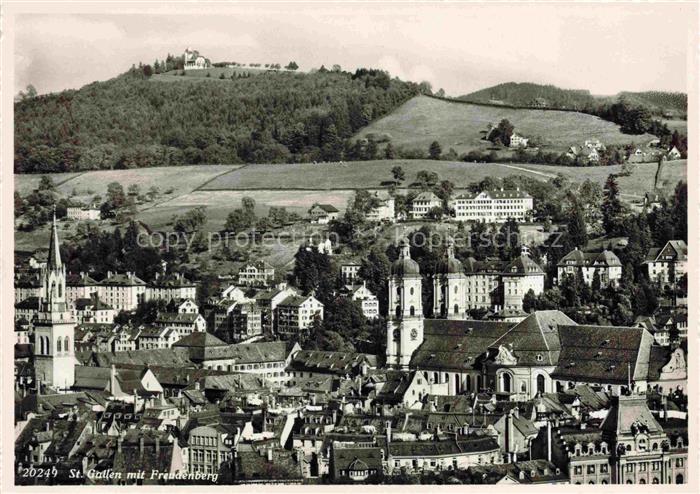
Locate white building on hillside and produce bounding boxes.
[449,188,533,223]
[411,192,442,219]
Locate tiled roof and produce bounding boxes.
[600,394,664,436]
[557,249,621,267]
[454,189,532,200]
[388,436,499,457]
[552,325,654,384]
[488,311,575,366]
[410,320,512,371]
[290,350,376,375]
[413,191,441,203]
[332,446,383,477]
[15,297,40,310]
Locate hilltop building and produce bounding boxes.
[66,205,101,221]
[183,47,210,70]
[309,204,339,224]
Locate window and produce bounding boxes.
[587,465,596,474]
[574,466,582,475]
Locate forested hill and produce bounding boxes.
[460,82,597,110]
[14,67,420,173]
[461,82,687,117]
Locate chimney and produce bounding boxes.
[110,365,118,395]
[547,420,552,462]
[139,436,145,455]
[662,395,668,421]
[332,409,337,425]
[386,420,392,443]
[506,410,515,462]
[266,447,273,462]
[117,437,123,453]
[155,436,160,454]
[194,380,200,391]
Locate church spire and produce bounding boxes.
[47,206,62,269]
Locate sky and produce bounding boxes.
[14,3,694,97]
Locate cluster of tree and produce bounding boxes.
[485,119,515,147]
[15,65,419,173]
[14,176,70,230]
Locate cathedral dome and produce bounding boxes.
[391,239,420,276]
[435,256,463,274]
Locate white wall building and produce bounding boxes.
[449,188,533,223]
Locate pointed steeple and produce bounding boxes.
[47,206,62,269]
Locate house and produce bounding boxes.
[384,435,502,475]
[275,295,324,337]
[65,272,99,306]
[66,205,101,221]
[340,261,361,284]
[137,326,182,350]
[238,260,275,287]
[309,204,339,224]
[153,311,206,336]
[341,282,380,319]
[366,194,396,223]
[566,145,599,163]
[449,188,533,223]
[667,146,682,160]
[644,240,687,285]
[183,47,210,70]
[288,350,376,380]
[96,271,146,312]
[331,443,383,481]
[410,192,442,219]
[466,460,568,484]
[509,133,529,148]
[73,295,115,324]
[145,272,197,302]
[254,284,300,334]
[186,423,238,475]
[557,248,622,287]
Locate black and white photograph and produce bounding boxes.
[4,1,697,489]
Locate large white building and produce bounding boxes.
[342,282,380,320]
[644,240,688,286]
[183,47,210,70]
[557,248,622,287]
[410,192,442,220]
[366,194,396,223]
[275,294,324,337]
[66,206,101,221]
[449,188,533,223]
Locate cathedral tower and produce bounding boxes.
[433,238,467,319]
[33,213,75,390]
[386,239,424,369]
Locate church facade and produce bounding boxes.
[386,238,664,401]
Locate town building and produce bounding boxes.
[644,240,688,286]
[340,261,361,284]
[145,272,197,302]
[73,295,115,324]
[275,295,324,337]
[96,271,146,312]
[366,194,396,223]
[238,260,275,287]
[449,188,533,223]
[410,192,442,219]
[557,248,622,287]
[309,204,340,224]
[341,283,380,320]
[65,205,101,221]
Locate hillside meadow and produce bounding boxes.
[353,95,656,155]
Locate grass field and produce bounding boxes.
[151,67,295,82]
[662,119,688,134]
[354,95,656,154]
[515,160,687,198]
[199,160,561,190]
[15,165,240,203]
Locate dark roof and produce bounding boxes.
[154,312,200,324]
[16,297,40,310]
[290,350,376,375]
[467,459,567,484]
[600,394,664,436]
[453,189,532,200]
[313,204,339,213]
[553,325,654,384]
[645,240,688,263]
[558,248,621,267]
[488,311,574,366]
[332,446,383,477]
[410,320,512,371]
[388,436,499,457]
[173,331,227,348]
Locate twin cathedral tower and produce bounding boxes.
[386,238,464,369]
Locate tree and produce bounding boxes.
[429,141,442,160]
[523,289,538,313]
[38,175,56,192]
[567,200,588,248]
[105,182,126,210]
[391,165,405,184]
[602,174,624,237]
[384,142,396,160]
[285,61,299,71]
